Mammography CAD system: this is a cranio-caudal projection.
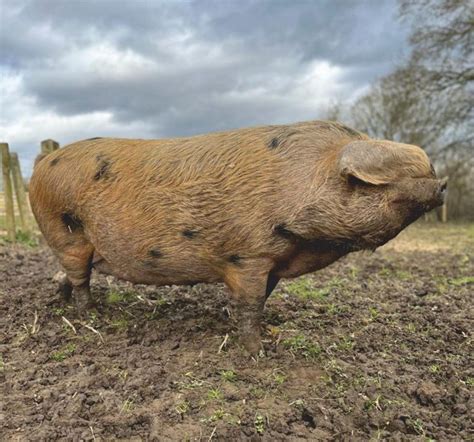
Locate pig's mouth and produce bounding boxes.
[420,178,448,212]
[309,237,366,253]
[431,186,447,210]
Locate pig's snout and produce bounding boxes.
[392,177,447,212]
[434,177,448,207]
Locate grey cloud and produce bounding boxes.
[3,0,407,68]
[1,0,408,175]
[193,1,408,67]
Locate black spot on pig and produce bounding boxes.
[149,249,163,258]
[228,254,242,265]
[94,155,112,180]
[50,158,60,166]
[268,137,279,149]
[144,249,163,267]
[86,137,103,141]
[274,223,294,238]
[267,129,298,150]
[61,213,83,232]
[182,229,198,239]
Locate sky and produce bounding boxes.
[0,0,409,177]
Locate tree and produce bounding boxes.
[349,0,474,220]
[399,0,473,127]
[321,100,343,122]
[350,65,461,157]
[399,0,473,219]
[350,65,473,220]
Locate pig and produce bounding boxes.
[29,120,446,354]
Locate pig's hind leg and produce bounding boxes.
[58,244,95,313]
[43,213,96,313]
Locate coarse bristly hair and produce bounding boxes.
[29,119,442,352]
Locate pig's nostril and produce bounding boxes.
[439,177,448,193]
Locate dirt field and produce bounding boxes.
[1,223,473,440]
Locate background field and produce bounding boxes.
[1,223,473,440]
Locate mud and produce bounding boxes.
[1,224,473,440]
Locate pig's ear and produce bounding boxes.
[339,140,429,185]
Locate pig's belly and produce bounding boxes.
[276,248,345,279]
[92,252,221,286]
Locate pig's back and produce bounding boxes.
[29,121,365,282]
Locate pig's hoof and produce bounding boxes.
[74,296,96,317]
[240,334,263,356]
[75,305,96,320]
[54,272,73,302]
[57,282,73,302]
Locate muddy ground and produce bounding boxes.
[1,223,473,441]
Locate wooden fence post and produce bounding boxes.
[0,143,16,242]
[441,194,448,223]
[41,139,60,155]
[10,152,31,233]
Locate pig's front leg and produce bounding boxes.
[239,297,265,355]
[224,258,275,355]
[54,271,73,302]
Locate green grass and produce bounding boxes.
[207,387,223,401]
[106,290,136,304]
[52,307,65,316]
[0,227,39,247]
[368,307,380,321]
[449,276,474,286]
[326,303,348,316]
[283,334,322,359]
[433,275,474,294]
[50,343,76,362]
[363,394,384,411]
[285,276,345,300]
[205,408,228,423]
[406,417,428,437]
[284,278,317,299]
[176,372,205,391]
[249,386,266,399]
[120,397,135,414]
[254,414,265,434]
[220,370,237,382]
[15,230,39,247]
[272,371,287,385]
[0,214,12,230]
[110,317,129,330]
[336,336,354,351]
[175,400,190,415]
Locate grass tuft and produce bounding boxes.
[283,334,321,359]
[50,343,76,362]
[207,387,223,401]
[254,413,265,434]
[106,290,136,304]
[220,370,237,382]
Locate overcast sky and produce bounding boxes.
[0,0,409,176]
